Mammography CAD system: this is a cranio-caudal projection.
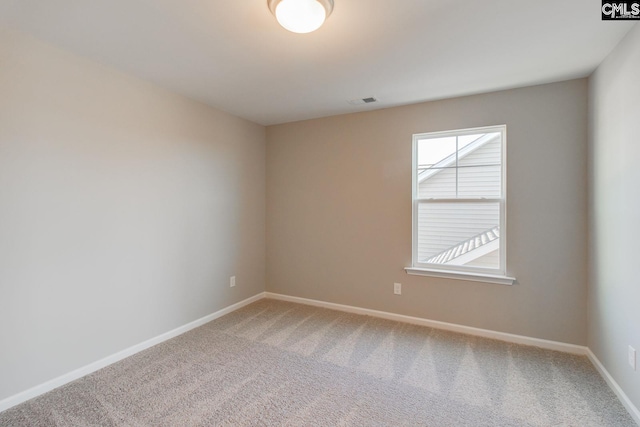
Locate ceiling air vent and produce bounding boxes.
[348,97,378,105]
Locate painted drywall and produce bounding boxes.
[588,23,640,409]
[267,79,589,345]
[0,29,265,401]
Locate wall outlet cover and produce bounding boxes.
[393,283,401,295]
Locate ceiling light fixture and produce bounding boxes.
[268,0,334,34]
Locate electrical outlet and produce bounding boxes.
[230,276,236,288]
[629,346,636,371]
[394,283,401,295]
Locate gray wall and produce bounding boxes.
[589,23,640,409]
[0,29,266,401]
[267,79,589,345]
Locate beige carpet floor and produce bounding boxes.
[0,299,635,426]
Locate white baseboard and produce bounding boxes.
[0,292,266,413]
[265,292,588,355]
[587,349,640,426]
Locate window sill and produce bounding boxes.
[404,267,516,285]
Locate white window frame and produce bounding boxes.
[405,125,515,285]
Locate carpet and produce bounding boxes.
[0,299,635,426]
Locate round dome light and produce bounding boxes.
[268,0,334,34]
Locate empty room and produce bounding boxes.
[1,0,639,425]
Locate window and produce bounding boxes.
[407,125,513,284]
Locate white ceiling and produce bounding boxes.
[0,0,636,125]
